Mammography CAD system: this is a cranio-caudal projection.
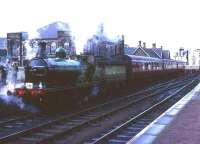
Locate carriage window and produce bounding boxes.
[30,60,46,67]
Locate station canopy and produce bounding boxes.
[127,55,161,64]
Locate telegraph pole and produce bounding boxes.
[19,33,23,66]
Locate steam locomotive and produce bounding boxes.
[11,45,185,107]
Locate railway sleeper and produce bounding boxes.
[67,119,84,123]
[20,136,44,143]
[131,123,147,128]
[116,134,131,141]
[108,139,127,144]
[41,128,64,134]
[120,130,137,136]
[52,125,74,130]
[65,121,82,125]
[3,125,15,128]
[33,132,53,137]
[127,127,142,132]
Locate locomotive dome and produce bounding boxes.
[55,47,67,59]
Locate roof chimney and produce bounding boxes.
[143,42,146,48]
[120,35,124,55]
[138,41,142,47]
[152,43,156,48]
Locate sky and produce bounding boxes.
[0,0,200,56]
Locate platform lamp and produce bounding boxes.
[161,46,164,70]
[186,50,189,65]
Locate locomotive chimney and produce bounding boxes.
[143,42,146,48]
[152,43,156,48]
[38,41,47,58]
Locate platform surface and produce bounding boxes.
[128,82,200,144]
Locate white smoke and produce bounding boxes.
[84,23,123,56]
[0,86,25,109]
[0,62,38,113]
[24,40,39,60]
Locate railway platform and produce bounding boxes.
[128,82,200,144]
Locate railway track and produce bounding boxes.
[0,113,36,126]
[0,76,184,122]
[0,75,196,144]
[85,79,198,144]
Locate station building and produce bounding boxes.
[83,23,171,59]
[84,38,171,60]
[6,32,28,66]
[187,49,200,69]
[125,41,171,59]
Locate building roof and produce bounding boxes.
[151,48,162,58]
[131,46,171,59]
[132,47,160,58]
[133,47,150,57]
[144,48,160,58]
[124,47,137,55]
